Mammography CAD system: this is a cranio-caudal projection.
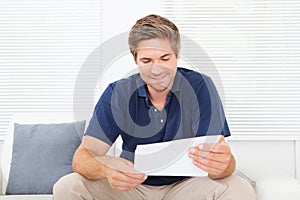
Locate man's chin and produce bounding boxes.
[149,84,170,92]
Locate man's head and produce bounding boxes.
[128,14,181,61]
[128,15,181,93]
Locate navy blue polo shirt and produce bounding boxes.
[85,67,230,186]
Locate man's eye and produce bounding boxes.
[161,58,170,61]
[142,60,150,64]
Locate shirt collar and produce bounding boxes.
[171,72,181,93]
[136,76,148,97]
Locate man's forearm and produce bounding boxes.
[72,147,108,180]
[208,153,236,180]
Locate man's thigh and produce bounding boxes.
[53,173,151,200]
[163,176,227,200]
[163,175,255,200]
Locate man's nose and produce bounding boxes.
[150,63,163,75]
[150,59,165,74]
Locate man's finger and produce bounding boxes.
[196,135,224,151]
[126,172,147,181]
[220,135,225,142]
[198,137,228,153]
[197,143,215,154]
[112,170,145,185]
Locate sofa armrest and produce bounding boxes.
[237,160,300,200]
[0,165,2,195]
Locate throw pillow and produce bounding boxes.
[6,120,85,194]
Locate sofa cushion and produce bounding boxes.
[0,195,52,200]
[234,169,256,188]
[6,121,85,195]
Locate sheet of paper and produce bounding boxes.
[134,135,221,176]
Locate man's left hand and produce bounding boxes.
[188,136,232,178]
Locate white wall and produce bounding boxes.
[101,0,163,41]
[1,0,299,182]
[0,0,163,167]
[96,0,164,97]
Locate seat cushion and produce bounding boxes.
[0,195,52,200]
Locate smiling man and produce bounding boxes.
[53,14,255,200]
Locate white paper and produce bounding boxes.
[134,135,221,176]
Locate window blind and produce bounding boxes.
[164,0,300,139]
[0,0,101,139]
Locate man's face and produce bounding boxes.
[135,38,179,93]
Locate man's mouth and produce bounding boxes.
[149,75,166,83]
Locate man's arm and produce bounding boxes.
[188,136,236,180]
[72,135,109,180]
[72,135,147,191]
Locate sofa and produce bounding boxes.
[1,112,300,200]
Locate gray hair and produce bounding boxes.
[128,14,181,61]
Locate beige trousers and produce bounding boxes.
[53,173,255,200]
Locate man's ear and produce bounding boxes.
[134,53,138,64]
[176,53,180,60]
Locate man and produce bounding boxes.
[53,14,255,199]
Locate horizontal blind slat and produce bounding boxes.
[0,0,101,138]
[164,0,300,138]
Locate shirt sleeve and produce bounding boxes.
[85,84,121,145]
[192,75,231,137]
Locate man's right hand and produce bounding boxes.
[98,156,147,191]
[73,136,147,191]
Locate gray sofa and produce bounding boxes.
[1,112,300,199]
